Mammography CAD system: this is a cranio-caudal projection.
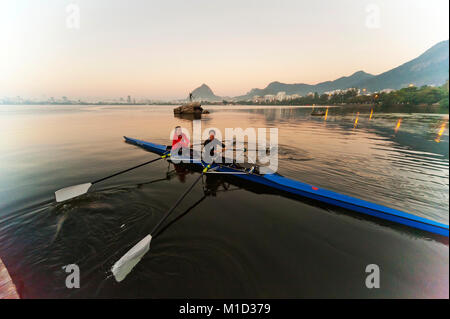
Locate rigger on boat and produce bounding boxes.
[123,136,449,237]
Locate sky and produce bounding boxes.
[0,0,449,100]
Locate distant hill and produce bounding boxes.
[234,40,449,100]
[236,71,375,99]
[358,40,449,91]
[191,84,221,102]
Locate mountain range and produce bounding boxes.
[191,40,449,101]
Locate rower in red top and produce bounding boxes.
[172,126,190,156]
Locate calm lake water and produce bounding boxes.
[0,104,448,298]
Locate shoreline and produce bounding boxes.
[0,102,445,107]
[0,103,448,114]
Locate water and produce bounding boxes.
[0,104,448,298]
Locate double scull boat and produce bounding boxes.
[124,136,449,237]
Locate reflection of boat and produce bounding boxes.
[123,136,449,237]
[311,111,326,116]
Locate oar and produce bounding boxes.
[54,155,169,202]
[111,163,213,282]
[155,195,207,239]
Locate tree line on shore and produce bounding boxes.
[236,81,449,108]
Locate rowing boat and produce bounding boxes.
[123,136,449,237]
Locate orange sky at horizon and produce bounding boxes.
[0,0,448,100]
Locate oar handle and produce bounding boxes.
[93,157,163,184]
[150,172,204,235]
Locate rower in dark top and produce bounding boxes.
[203,129,225,160]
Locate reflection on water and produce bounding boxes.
[435,121,447,143]
[0,104,448,298]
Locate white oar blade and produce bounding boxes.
[111,234,152,282]
[54,183,92,202]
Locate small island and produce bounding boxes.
[173,101,210,115]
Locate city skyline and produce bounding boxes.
[1,0,449,100]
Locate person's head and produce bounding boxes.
[175,126,182,136]
[209,129,215,140]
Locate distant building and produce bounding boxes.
[252,95,264,103]
[264,94,276,102]
[379,88,395,94]
[324,88,359,96]
[276,91,286,101]
[127,95,131,103]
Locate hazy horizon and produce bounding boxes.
[1,0,449,100]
